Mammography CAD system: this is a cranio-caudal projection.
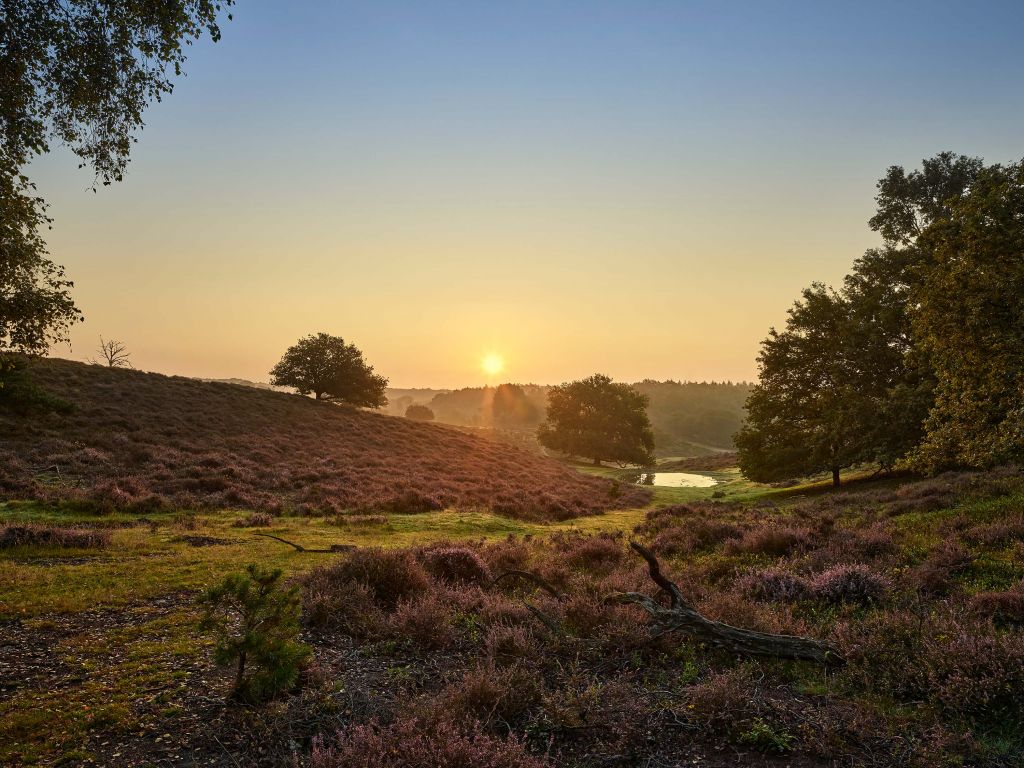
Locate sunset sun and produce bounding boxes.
[481,353,505,377]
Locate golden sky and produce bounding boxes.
[35,2,1024,387]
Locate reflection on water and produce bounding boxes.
[631,472,718,488]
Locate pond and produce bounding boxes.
[631,472,719,488]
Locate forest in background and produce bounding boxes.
[382,380,751,456]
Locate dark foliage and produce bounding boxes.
[198,564,310,701]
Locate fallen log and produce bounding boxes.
[253,533,355,553]
[610,542,844,666]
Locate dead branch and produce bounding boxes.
[524,601,565,636]
[253,533,354,553]
[611,542,844,666]
[490,569,565,600]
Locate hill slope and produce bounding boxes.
[0,360,649,520]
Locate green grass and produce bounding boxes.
[10,463,962,765]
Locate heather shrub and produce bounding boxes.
[811,565,888,605]
[232,512,274,528]
[483,624,539,662]
[308,717,546,768]
[725,524,810,557]
[918,625,1024,724]
[650,517,742,556]
[735,568,811,603]
[969,587,1024,625]
[390,594,454,650]
[419,545,492,585]
[315,548,431,610]
[685,666,763,734]
[477,593,533,628]
[0,524,112,549]
[384,490,443,514]
[479,535,531,573]
[301,573,385,636]
[964,517,1024,547]
[439,661,544,724]
[556,533,624,572]
[909,542,974,596]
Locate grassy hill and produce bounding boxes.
[0,359,648,521]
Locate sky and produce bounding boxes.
[34,0,1024,388]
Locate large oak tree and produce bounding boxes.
[538,374,654,466]
[270,333,388,408]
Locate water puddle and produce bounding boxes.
[631,472,718,488]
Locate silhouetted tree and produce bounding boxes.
[1,1,234,356]
[538,374,654,466]
[270,333,387,407]
[91,337,132,368]
[491,383,540,427]
[405,404,435,421]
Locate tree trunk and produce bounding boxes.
[832,466,840,488]
[315,392,323,400]
[234,651,246,694]
[592,457,602,466]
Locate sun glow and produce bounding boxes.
[481,353,505,377]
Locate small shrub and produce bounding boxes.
[316,548,431,609]
[302,575,384,636]
[725,524,810,558]
[483,624,538,662]
[909,542,974,596]
[439,661,544,724]
[737,717,794,755]
[420,546,492,585]
[480,536,531,573]
[198,564,311,701]
[232,512,274,528]
[650,518,741,555]
[0,524,111,549]
[308,717,546,768]
[964,518,1024,547]
[735,568,811,603]
[970,588,1024,625]
[811,565,888,605]
[391,594,454,650]
[686,666,762,734]
[557,533,624,572]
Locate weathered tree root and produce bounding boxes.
[253,533,355,553]
[610,542,844,666]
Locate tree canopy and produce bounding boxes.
[909,160,1024,469]
[739,152,1022,485]
[404,404,435,421]
[538,374,654,466]
[1,0,234,354]
[270,333,388,407]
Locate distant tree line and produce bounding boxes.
[738,153,1024,486]
[393,380,748,454]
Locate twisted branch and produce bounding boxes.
[612,542,844,666]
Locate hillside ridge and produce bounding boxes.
[0,359,649,520]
